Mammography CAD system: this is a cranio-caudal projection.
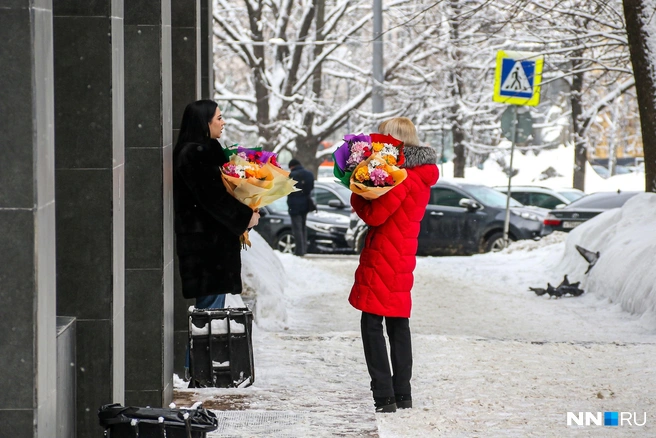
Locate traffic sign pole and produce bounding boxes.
[503,105,518,247]
[493,50,544,249]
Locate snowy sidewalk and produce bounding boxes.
[175,239,656,437]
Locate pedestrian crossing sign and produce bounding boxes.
[493,50,544,106]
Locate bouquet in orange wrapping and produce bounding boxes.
[221,146,298,247]
[333,133,407,199]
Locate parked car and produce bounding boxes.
[542,190,641,233]
[592,164,636,179]
[254,196,351,254]
[346,180,548,255]
[591,164,611,179]
[494,185,585,210]
[345,213,368,254]
[311,180,353,217]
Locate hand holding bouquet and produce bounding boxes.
[221,146,298,247]
[333,133,407,199]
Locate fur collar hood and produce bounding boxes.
[401,145,438,168]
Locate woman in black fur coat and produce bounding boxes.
[173,100,260,309]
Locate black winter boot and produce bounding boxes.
[374,397,397,413]
[395,394,412,409]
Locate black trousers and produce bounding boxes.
[290,213,308,256]
[360,311,412,398]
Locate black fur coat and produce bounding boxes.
[173,139,253,299]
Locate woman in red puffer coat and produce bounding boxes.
[349,117,439,413]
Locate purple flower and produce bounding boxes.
[333,142,350,171]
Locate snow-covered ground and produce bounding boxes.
[175,193,656,437]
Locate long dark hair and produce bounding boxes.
[174,100,218,152]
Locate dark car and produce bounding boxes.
[542,190,641,233]
[254,194,351,254]
[494,185,584,209]
[312,180,352,217]
[346,180,548,255]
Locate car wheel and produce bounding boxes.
[276,231,295,254]
[484,232,507,253]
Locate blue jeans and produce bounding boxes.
[195,294,226,310]
[186,294,227,369]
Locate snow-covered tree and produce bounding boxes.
[495,0,637,190]
[212,0,440,174]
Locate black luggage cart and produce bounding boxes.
[98,403,218,438]
[188,307,254,388]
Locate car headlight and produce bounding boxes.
[308,223,334,233]
[511,210,541,222]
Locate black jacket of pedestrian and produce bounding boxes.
[173,139,253,298]
[287,164,315,215]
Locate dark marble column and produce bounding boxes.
[200,0,214,99]
[123,0,174,407]
[53,1,125,436]
[172,0,203,376]
[0,2,57,437]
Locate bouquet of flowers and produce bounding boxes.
[221,146,298,247]
[333,133,407,200]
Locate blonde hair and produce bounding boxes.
[378,117,420,146]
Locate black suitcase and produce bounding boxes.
[98,403,218,438]
[189,307,255,388]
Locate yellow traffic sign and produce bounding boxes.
[493,50,544,106]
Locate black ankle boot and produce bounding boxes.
[395,394,412,409]
[374,396,397,413]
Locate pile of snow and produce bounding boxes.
[241,231,288,330]
[554,193,656,321]
[500,230,567,253]
[190,318,246,335]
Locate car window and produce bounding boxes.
[510,192,530,205]
[430,188,465,207]
[267,196,288,213]
[314,187,341,206]
[328,183,353,203]
[558,190,584,202]
[530,193,562,209]
[463,185,522,208]
[567,192,638,209]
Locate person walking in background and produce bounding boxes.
[173,99,260,311]
[287,158,315,256]
[349,117,439,413]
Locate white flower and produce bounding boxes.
[235,165,247,178]
[367,159,383,172]
[381,144,399,158]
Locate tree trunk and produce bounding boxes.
[452,112,466,178]
[624,0,656,192]
[245,0,272,149]
[449,0,466,178]
[294,136,320,178]
[571,61,586,190]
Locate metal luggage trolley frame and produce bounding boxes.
[188,307,255,388]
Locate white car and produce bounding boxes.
[494,185,584,210]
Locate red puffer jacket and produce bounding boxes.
[349,145,439,318]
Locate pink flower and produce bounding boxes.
[369,168,390,186]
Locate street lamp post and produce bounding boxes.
[373,0,384,114]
